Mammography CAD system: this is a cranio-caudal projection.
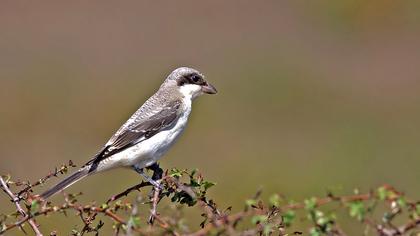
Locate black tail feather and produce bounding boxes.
[40,168,89,199]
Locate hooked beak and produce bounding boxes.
[201,82,218,94]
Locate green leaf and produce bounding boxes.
[202,181,216,191]
[169,168,183,177]
[171,191,197,206]
[269,193,281,207]
[397,196,406,208]
[251,215,268,225]
[349,201,365,221]
[315,210,327,226]
[304,197,317,210]
[190,179,200,187]
[128,216,141,227]
[263,224,273,235]
[30,200,39,215]
[245,199,257,207]
[309,227,321,236]
[377,186,388,200]
[191,169,198,177]
[416,203,420,215]
[282,210,296,227]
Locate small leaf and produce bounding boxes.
[191,169,198,177]
[377,186,388,200]
[30,200,39,214]
[269,193,281,207]
[202,181,216,191]
[169,168,182,177]
[304,197,317,210]
[128,216,141,227]
[416,203,420,215]
[309,227,321,236]
[397,197,406,208]
[245,199,257,207]
[263,224,273,235]
[349,201,365,221]
[282,210,296,227]
[251,215,268,225]
[95,220,105,230]
[190,179,200,187]
[315,210,328,226]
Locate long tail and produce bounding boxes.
[40,167,90,199]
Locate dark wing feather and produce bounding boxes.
[86,100,181,172]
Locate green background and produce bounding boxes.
[1,1,420,234]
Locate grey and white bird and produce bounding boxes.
[40,67,217,199]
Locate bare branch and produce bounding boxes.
[0,176,43,236]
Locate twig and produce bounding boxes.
[153,214,181,236]
[80,181,152,234]
[365,217,420,236]
[17,160,76,198]
[148,185,161,224]
[0,200,127,234]
[0,176,43,236]
[108,181,152,204]
[187,189,393,236]
[125,195,140,236]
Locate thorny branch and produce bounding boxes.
[1,163,420,235]
[0,176,42,236]
[16,160,77,199]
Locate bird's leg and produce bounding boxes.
[145,163,164,198]
[146,162,163,181]
[132,165,162,190]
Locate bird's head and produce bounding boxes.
[164,67,217,100]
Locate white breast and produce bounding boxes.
[97,100,192,171]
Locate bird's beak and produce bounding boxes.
[202,82,218,94]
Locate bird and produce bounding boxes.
[40,67,217,199]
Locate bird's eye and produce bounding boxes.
[191,74,200,83]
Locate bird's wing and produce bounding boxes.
[86,100,182,172]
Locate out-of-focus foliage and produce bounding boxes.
[1,165,420,235]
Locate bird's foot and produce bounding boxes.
[132,166,163,190]
[133,163,164,188]
[148,179,163,190]
[132,163,164,224]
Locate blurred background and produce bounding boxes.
[1,0,420,234]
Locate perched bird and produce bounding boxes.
[40,67,217,199]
